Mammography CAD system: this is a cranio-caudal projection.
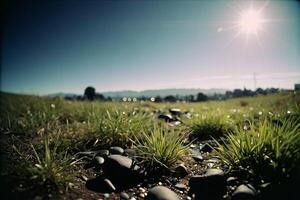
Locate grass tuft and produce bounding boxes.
[12,131,78,192]
[134,127,188,170]
[132,127,189,170]
[213,118,300,183]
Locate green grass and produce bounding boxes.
[132,127,190,170]
[187,112,234,140]
[12,131,78,192]
[1,91,300,197]
[213,117,300,184]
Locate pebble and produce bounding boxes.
[95,150,109,157]
[175,183,187,191]
[120,192,130,200]
[174,164,188,177]
[145,186,180,200]
[139,187,146,193]
[189,168,226,198]
[95,156,105,165]
[139,193,145,198]
[232,184,256,200]
[109,146,124,155]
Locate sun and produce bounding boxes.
[220,2,271,45]
[237,7,265,36]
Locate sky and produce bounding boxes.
[2,0,300,95]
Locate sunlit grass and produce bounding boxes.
[213,118,300,183]
[132,127,190,170]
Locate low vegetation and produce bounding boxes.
[133,127,189,170]
[1,91,300,198]
[213,118,300,184]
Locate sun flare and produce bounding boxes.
[237,8,264,36]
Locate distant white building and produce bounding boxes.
[295,84,300,91]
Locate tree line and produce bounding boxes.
[64,86,283,102]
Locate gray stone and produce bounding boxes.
[158,114,173,122]
[189,168,226,198]
[174,164,188,177]
[94,156,105,165]
[110,146,124,155]
[169,108,182,116]
[103,155,139,183]
[175,183,187,191]
[95,149,109,157]
[232,184,256,200]
[226,176,238,185]
[192,155,203,162]
[145,186,180,200]
[120,192,130,200]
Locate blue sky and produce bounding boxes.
[2,0,300,95]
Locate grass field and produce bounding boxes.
[0,91,299,199]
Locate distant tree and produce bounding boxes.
[232,89,243,98]
[196,92,208,102]
[256,88,266,95]
[242,88,255,97]
[84,86,96,100]
[95,93,105,101]
[185,95,194,102]
[267,87,279,94]
[154,96,162,102]
[225,91,233,99]
[164,95,177,102]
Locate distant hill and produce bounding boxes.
[48,88,227,98]
[101,88,226,98]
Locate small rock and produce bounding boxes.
[103,155,140,184]
[103,193,110,198]
[95,156,105,165]
[139,187,146,193]
[129,198,136,200]
[120,192,130,200]
[227,177,238,185]
[186,196,192,200]
[95,150,109,157]
[103,179,116,191]
[110,146,124,155]
[199,144,212,152]
[174,183,187,191]
[158,114,173,122]
[145,186,180,200]
[174,164,188,177]
[192,155,203,162]
[189,168,226,198]
[232,184,256,200]
[139,193,145,198]
[169,108,182,116]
